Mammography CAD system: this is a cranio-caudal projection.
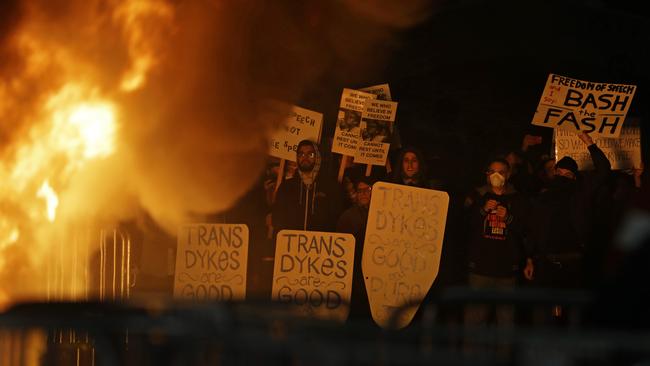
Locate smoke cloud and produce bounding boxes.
[0,0,431,304]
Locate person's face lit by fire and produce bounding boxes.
[485,161,510,187]
[356,182,372,208]
[297,145,316,172]
[402,152,419,178]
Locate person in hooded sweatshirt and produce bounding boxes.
[272,139,344,234]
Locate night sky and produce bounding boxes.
[301,0,650,191]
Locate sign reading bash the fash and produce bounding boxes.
[332,88,377,156]
[532,74,636,137]
[272,230,355,322]
[363,182,449,329]
[269,105,323,161]
[354,100,398,166]
[555,119,641,170]
[174,224,248,301]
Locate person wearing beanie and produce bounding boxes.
[528,131,611,324]
[555,156,579,178]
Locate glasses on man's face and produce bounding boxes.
[357,187,372,194]
[297,152,315,158]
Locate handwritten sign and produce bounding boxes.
[332,88,377,156]
[272,230,355,322]
[173,224,249,301]
[362,182,449,329]
[554,118,641,170]
[269,105,323,161]
[354,100,398,166]
[361,83,392,101]
[532,74,637,137]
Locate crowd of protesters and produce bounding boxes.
[202,124,647,333]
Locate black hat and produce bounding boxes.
[555,156,578,175]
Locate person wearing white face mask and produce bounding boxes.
[463,158,533,351]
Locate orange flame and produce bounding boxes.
[36,180,58,222]
[0,0,431,310]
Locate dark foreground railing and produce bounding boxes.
[1,288,649,366]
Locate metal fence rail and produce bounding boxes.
[0,288,649,366]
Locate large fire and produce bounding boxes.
[0,0,166,307]
[0,0,430,309]
[0,82,120,305]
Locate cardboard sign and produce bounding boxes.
[332,88,377,156]
[532,74,636,137]
[354,100,398,166]
[362,182,449,329]
[272,230,355,322]
[173,224,249,301]
[269,105,323,161]
[554,119,641,170]
[361,83,392,101]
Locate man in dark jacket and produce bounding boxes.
[272,140,344,233]
[530,132,611,293]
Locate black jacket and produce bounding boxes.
[529,144,611,257]
[272,175,343,234]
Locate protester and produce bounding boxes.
[390,147,444,189]
[272,140,344,233]
[337,175,375,320]
[528,131,612,322]
[463,157,533,337]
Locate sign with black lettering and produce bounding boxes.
[363,182,449,329]
[361,83,392,101]
[173,224,249,301]
[354,100,398,166]
[532,73,636,137]
[269,105,323,161]
[332,88,377,156]
[554,118,641,170]
[272,230,355,322]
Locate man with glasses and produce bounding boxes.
[272,139,343,234]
